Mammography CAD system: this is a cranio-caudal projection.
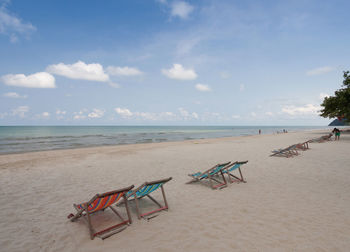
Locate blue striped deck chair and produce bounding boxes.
[67,185,134,240]
[125,177,172,219]
[270,145,299,158]
[222,161,248,183]
[186,162,231,189]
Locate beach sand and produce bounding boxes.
[1,129,350,252]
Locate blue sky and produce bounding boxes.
[0,0,349,126]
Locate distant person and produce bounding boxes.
[259,129,261,135]
[332,128,341,141]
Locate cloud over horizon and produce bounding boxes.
[47,61,109,82]
[162,64,197,80]
[195,83,211,92]
[281,104,321,116]
[306,66,334,76]
[107,66,143,76]
[1,72,56,88]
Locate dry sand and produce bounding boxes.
[1,129,350,252]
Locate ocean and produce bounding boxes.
[0,126,329,154]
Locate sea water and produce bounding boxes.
[0,126,329,154]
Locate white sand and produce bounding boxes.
[1,129,350,252]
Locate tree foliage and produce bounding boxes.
[320,71,350,121]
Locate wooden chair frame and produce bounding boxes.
[270,145,299,158]
[126,177,172,219]
[68,185,134,240]
[295,141,309,151]
[222,161,248,183]
[186,162,231,189]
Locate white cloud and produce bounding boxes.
[162,64,197,80]
[178,107,199,120]
[107,66,143,76]
[115,107,133,117]
[170,1,194,19]
[1,72,56,88]
[56,109,66,120]
[195,83,211,92]
[281,104,321,116]
[73,109,88,120]
[319,93,330,100]
[3,92,27,98]
[42,112,50,118]
[250,112,257,117]
[47,61,109,82]
[265,112,274,116]
[56,109,66,115]
[306,66,334,76]
[192,112,199,119]
[73,114,86,120]
[232,115,240,119]
[114,107,198,121]
[178,107,190,117]
[0,4,36,42]
[12,105,29,118]
[88,109,104,118]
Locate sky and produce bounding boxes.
[0,0,349,126]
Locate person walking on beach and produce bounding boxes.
[332,128,341,141]
[259,129,261,135]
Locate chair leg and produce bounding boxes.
[134,196,142,219]
[86,207,94,240]
[123,195,132,224]
[161,185,169,209]
[238,167,246,183]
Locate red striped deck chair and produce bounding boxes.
[124,177,172,220]
[67,185,134,240]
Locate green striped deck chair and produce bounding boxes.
[126,177,172,219]
[222,161,248,183]
[186,162,231,189]
[67,185,134,240]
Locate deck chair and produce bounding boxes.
[186,162,231,189]
[270,145,299,158]
[67,185,134,240]
[222,161,248,183]
[308,134,333,143]
[124,177,172,219]
[295,141,309,151]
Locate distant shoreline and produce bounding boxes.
[0,126,333,155]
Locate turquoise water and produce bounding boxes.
[0,126,329,154]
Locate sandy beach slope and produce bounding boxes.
[0,129,350,252]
